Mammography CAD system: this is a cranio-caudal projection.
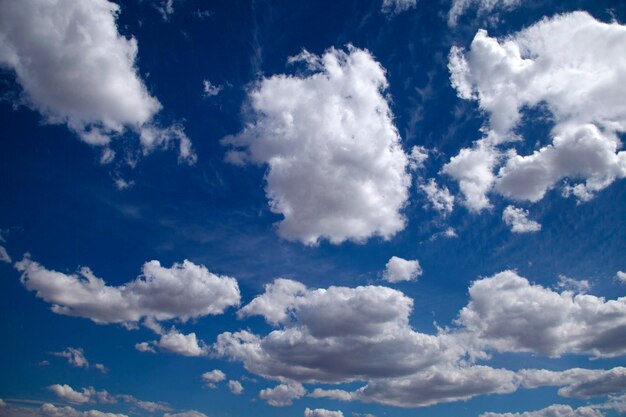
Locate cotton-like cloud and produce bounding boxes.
[304,409,344,417]
[480,405,603,417]
[502,206,541,233]
[259,381,306,406]
[134,342,155,353]
[458,271,626,357]
[353,365,518,407]
[0,0,194,163]
[519,367,626,399]
[420,179,454,214]
[15,256,240,325]
[48,385,91,404]
[309,389,353,402]
[202,370,226,384]
[408,146,429,170]
[153,329,209,357]
[617,271,626,284]
[48,383,170,412]
[381,0,417,16]
[447,12,626,208]
[228,380,243,395]
[0,403,129,417]
[382,256,423,283]
[52,348,88,368]
[202,80,222,97]
[222,46,411,245]
[448,0,521,27]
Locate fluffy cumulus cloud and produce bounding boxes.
[502,206,541,233]
[0,403,129,417]
[448,0,521,27]
[259,381,306,406]
[48,383,170,412]
[52,347,89,368]
[48,385,92,404]
[0,0,194,163]
[152,329,209,357]
[216,270,626,408]
[420,179,454,214]
[216,278,462,384]
[15,256,240,325]
[227,380,244,395]
[382,256,423,283]
[617,271,626,284]
[447,12,626,209]
[353,365,518,407]
[304,409,344,417]
[222,46,411,245]
[381,0,417,16]
[458,271,626,357]
[202,369,226,386]
[480,405,603,417]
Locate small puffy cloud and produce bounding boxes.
[259,381,306,407]
[448,0,521,27]
[228,380,243,395]
[408,146,429,170]
[305,409,345,417]
[0,0,194,163]
[15,256,240,325]
[447,13,626,208]
[556,276,590,293]
[202,80,222,97]
[134,342,155,353]
[48,385,91,404]
[152,329,208,357]
[52,348,89,368]
[617,271,626,284]
[202,370,226,384]
[382,256,423,283]
[420,179,454,214]
[458,270,626,357]
[479,405,603,417]
[309,389,353,402]
[222,46,411,245]
[502,206,541,233]
[164,412,209,417]
[0,246,11,263]
[381,0,417,15]
[93,364,108,374]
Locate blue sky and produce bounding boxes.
[0,1,626,417]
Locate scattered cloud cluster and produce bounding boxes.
[304,409,344,417]
[420,179,455,214]
[448,0,521,27]
[222,46,411,245]
[447,12,626,209]
[51,347,107,373]
[382,256,423,283]
[0,403,129,417]
[259,381,306,406]
[0,0,195,164]
[202,369,226,388]
[202,80,222,97]
[502,206,541,233]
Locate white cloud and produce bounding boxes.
[447,12,626,208]
[420,179,454,214]
[382,256,423,283]
[216,278,463,384]
[617,271,626,284]
[458,270,626,357]
[152,329,208,357]
[134,342,155,353]
[164,412,209,417]
[15,256,240,325]
[202,370,226,385]
[556,276,590,293]
[502,206,541,233]
[0,0,194,163]
[305,409,344,417]
[48,385,91,404]
[202,80,222,97]
[309,388,353,402]
[448,0,521,27]
[381,0,417,15]
[93,364,108,374]
[156,0,175,20]
[408,146,429,170]
[0,246,11,263]
[228,380,243,395]
[259,381,306,406]
[442,141,498,212]
[52,348,89,368]
[222,46,411,245]
[519,367,626,399]
[480,405,604,417]
[354,365,518,407]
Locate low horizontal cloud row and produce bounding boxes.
[446,12,626,210]
[0,0,194,164]
[215,271,626,407]
[15,256,240,324]
[48,383,171,412]
[222,46,411,245]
